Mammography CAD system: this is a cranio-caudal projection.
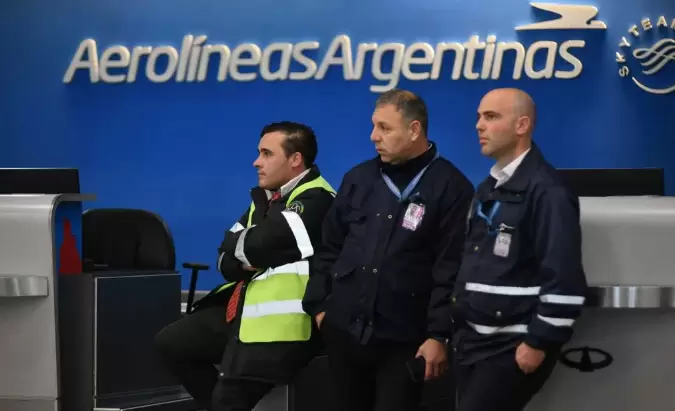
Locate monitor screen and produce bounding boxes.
[0,168,81,194]
[557,168,664,197]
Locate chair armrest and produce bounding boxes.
[183,262,210,313]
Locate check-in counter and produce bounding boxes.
[527,196,675,411]
[0,194,191,411]
[0,194,92,411]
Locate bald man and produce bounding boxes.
[449,88,587,411]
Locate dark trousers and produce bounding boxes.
[321,322,424,411]
[455,348,558,411]
[153,305,274,411]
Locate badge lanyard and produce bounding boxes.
[475,201,501,234]
[381,153,440,202]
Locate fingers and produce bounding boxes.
[418,341,449,381]
[424,361,433,381]
[423,358,448,381]
[430,362,440,380]
[315,312,325,329]
[515,349,526,372]
[439,358,449,374]
[435,358,449,379]
[518,362,529,374]
[515,354,526,373]
[524,362,539,374]
[515,352,540,374]
[515,357,534,374]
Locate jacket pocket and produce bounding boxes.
[342,184,371,241]
[344,208,368,242]
[330,260,358,298]
[331,260,356,281]
[463,291,536,326]
[327,261,360,319]
[344,209,367,224]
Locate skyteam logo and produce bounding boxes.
[616,16,675,95]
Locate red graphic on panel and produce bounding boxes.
[59,219,82,275]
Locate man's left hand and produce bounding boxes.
[415,338,448,381]
[515,342,545,374]
[242,265,258,272]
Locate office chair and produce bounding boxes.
[78,208,208,411]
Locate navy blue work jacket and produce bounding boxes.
[451,145,588,365]
[303,144,474,345]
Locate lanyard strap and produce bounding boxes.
[476,201,501,228]
[381,153,439,202]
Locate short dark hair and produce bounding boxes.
[375,89,429,136]
[260,121,318,168]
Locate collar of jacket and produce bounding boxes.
[249,166,322,208]
[477,143,545,198]
[377,141,437,176]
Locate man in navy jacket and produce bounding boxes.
[451,88,588,411]
[303,89,474,411]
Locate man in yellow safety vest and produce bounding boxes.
[154,121,335,411]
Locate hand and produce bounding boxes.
[515,342,546,374]
[241,265,258,272]
[315,312,326,329]
[415,338,448,381]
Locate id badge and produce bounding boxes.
[402,203,425,231]
[493,232,511,258]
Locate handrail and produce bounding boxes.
[585,285,675,308]
[0,276,49,297]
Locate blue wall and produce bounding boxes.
[1,0,674,290]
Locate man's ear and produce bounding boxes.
[290,152,304,168]
[409,120,422,142]
[515,116,532,136]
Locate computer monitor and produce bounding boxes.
[557,168,664,197]
[0,168,81,194]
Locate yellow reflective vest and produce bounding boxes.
[217,175,335,343]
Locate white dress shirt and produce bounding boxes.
[489,149,531,188]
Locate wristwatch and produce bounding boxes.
[430,336,449,345]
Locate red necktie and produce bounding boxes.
[226,281,244,323]
[226,192,279,322]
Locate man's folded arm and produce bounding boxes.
[217,209,255,282]
[219,190,335,275]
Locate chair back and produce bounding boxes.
[82,208,175,271]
